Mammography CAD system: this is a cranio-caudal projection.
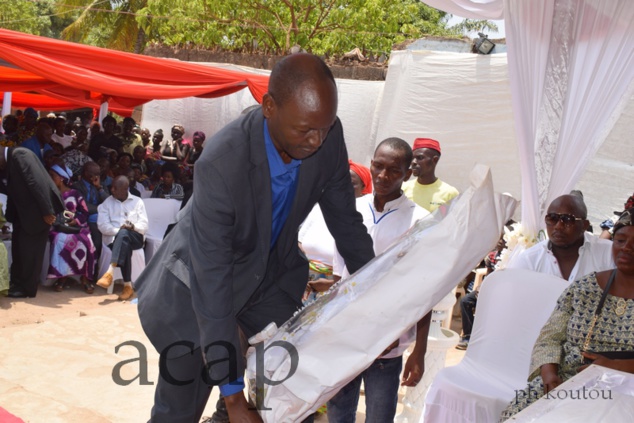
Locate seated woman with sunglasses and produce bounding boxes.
[500,208,634,420]
[506,194,613,282]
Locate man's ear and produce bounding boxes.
[404,168,413,181]
[583,219,590,232]
[262,93,275,119]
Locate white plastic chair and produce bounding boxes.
[423,268,570,423]
[141,198,181,263]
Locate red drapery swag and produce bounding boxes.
[0,29,269,116]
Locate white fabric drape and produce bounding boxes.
[422,0,503,20]
[507,0,634,233]
[424,0,634,234]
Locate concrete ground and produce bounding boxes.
[0,286,465,422]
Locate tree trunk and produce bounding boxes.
[134,27,146,54]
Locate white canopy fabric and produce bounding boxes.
[371,50,520,203]
[423,0,634,234]
[142,51,634,227]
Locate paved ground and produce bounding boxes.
[0,286,465,422]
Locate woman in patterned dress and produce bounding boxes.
[47,162,97,294]
[500,209,634,420]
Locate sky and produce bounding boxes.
[446,15,506,38]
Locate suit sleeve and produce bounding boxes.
[318,120,374,274]
[14,150,61,217]
[189,162,242,384]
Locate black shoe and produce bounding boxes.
[7,290,29,298]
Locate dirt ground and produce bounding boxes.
[1,281,123,328]
[0,284,464,422]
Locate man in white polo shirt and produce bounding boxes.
[328,137,432,423]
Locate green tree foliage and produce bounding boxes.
[449,18,499,36]
[1,0,50,35]
[56,0,148,52]
[138,0,455,56]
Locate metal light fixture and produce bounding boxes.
[475,32,495,55]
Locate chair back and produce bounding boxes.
[142,198,181,240]
[463,268,570,388]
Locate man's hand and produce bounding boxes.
[308,278,335,293]
[121,221,135,231]
[90,174,101,189]
[401,347,425,386]
[224,392,263,423]
[43,215,56,225]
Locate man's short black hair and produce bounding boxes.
[161,162,180,180]
[268,54,336,107]
[376,137,413,171]
[102,115,116,126]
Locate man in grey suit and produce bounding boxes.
[0,146,64,298]
[136,53,375,422]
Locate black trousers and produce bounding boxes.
[109,229,143,282]
[149,284,315,423]
[88,221,102,281]
[10,221,49,297]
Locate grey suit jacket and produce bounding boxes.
[5,147,64,233]
[136,108,374,383]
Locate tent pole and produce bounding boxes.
[98,101,109,124]
[1,92,12,126]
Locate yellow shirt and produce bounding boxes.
[402,178,459,212]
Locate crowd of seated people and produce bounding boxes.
[0,108,203,297]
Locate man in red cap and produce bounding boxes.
[402,137,459,212]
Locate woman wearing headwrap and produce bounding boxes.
[47,160,97,293]
[500,208,634,420]
[348,159,373,196]
[160,124,189,162]
[299,160,372,300]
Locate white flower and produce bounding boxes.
[497,223,538,270]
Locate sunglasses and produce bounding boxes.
[544,213,584,226]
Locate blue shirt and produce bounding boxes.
[263,119,301,249]
[82,179,99,223]
[20,137,53,163]
[219,119,302,398]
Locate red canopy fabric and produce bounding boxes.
[0,29,269,116]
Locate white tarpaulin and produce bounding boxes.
[512,365,634,423]
[140,62,384,164]
[244,165,516,422]
[371,50,520,204]
[140,53,633,228]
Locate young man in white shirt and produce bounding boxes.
[96,175,148,300]
[328,137,432,423]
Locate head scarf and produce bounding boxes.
[613,208,633,235]
[349,159,372,195]
[412,138,441,154]
[51,164,73,186]
[171,124,185,135]
[193,131,206,142]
